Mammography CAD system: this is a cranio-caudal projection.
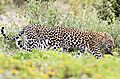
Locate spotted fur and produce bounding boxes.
[43,26,115,59]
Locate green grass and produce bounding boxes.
[0,49,120,79]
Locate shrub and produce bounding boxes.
[0,0,5,14]
[24,0,60,26]
[95,0,120,24]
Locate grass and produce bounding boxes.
[0,49,120,79]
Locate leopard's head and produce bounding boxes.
[104,33,115,55]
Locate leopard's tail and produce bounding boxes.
[1,27,25,49]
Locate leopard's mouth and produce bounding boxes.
[104,48,113,56]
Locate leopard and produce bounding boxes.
[1,24,70,52]
[1,24,52,51]
[61,29,115,59]
[43,26,115,59]
[1,25,115,59]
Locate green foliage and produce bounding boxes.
[0,25,21,52]
[24,0,86,27]
[0,0,5,14]
[0,50,120,79]
[13,0,26,7]
[95,0,120,24]
[25,0,60,26]
[0,0,13,13]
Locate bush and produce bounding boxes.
[13,0,57,7]
[24,0,59,26]
[95,0,120,24]
[0,0,5,14]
